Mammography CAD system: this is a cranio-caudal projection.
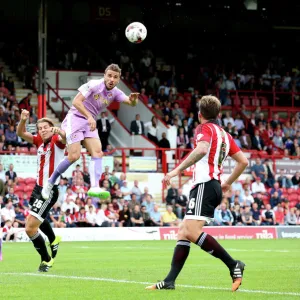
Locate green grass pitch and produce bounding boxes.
[1,239,299,299]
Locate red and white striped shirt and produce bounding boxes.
[192,122,240,184]
[33,134,66,187]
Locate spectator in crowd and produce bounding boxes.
[5,164,17,183]
[241,190,254,207]
[61,196,79,213]
[150,205,163,226]
[251,177,266,194]
[120,181,132,201]
[253,193,265,210]
[263,159,275,188]
[251,202,262,225]
[140,205,153,226]
[141,194,154,213]
[165,182,178,206]
[285,208,297,226]
[158,132,171,149]
[86,205,97,227]
[130,114,145,135]
[175,188,187,219]
[251,158,266,182]
[145,116,159,145]
[60,209,76,228]
[131,204,144,227]
[96,203,111,227]
[277,169,292,188]
[291,171,300,189]
[231,204,243,226]
[241,205,253,226]
[118,204,131,227]
[270,191,282,208]
[18,93,32,113]
[162,205,179,226]
[252,130,266,151]
[275,205,285,225]
[74,207,87,227]
[217,202,234,226]
[239,129,252,150]
[131,180,142,202]
[5,125,18,147]
[261,204,276,225]
[96,111,111,153]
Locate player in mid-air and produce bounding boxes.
[146,95,249,292]
[41,63,139,201]
[17,110,66,271]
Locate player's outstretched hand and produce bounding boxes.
[129,93,139,106]
[221,182,231,194]
[162,169,179,186]
[21,109,30,121]
[87,115,96,131]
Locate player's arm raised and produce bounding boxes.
[123,93,139,106]
[163,141,210,186]
[73,92,96,131]
[16,109,33,143]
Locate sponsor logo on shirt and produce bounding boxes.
[107,92,113,99]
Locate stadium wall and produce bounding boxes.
[2,226,300,243]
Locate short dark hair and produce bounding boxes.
[199,95,221,120]
[105,63,121,74]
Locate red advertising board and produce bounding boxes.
[159,226,277,240]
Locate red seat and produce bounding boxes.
[15,191,24,200]
[24,185,34,193]
[287,188,294,194]
[14,185,25,192]
[288,193,298,201]
[18,177,26,184]
[251,98,260,106]
[242,96,250,106]
[289,201,297,208]
[25,177,36,185]
[232,97,241,105]
[30,147,37,154]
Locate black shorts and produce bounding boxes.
[185,179,222,223]
[29,184,59,222]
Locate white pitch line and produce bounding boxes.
[2,272,300,297]
[73,246,293,253]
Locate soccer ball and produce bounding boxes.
[125,22,147,44]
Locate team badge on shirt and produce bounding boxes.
[94,94,100,100]
[107,92,113,99]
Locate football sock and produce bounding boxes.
[29,232,51,262]
[89,157,102,187]
[48,158,73,185]
[39,219,55,244]
[196,232,236,268]
[164,240,191,282]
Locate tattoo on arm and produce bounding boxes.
[177,141,209,172]
[177,149,207,172]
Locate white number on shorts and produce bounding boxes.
[188,198,196,209]
[33,199,43,209]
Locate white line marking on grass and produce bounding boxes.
[3,272,300,297]
[73,246,292,253]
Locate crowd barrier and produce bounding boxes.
[2,226,300,242]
